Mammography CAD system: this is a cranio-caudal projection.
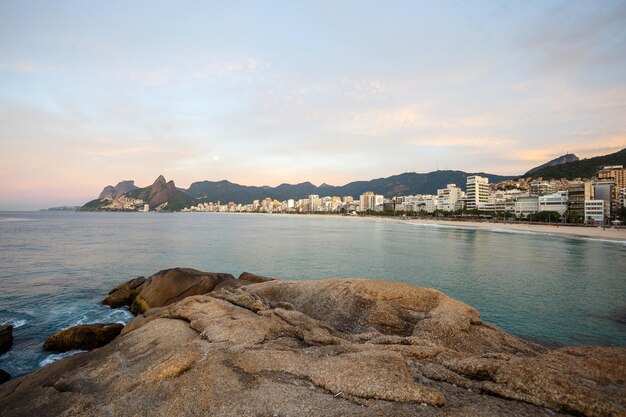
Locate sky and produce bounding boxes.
[1,1,625,210]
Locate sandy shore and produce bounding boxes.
[270,213,626,243]
[398,218,626,242]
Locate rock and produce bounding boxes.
[1,276,624,417]
[129,267,239,315]
[0,370,9,385]
[0,325,12,354]
[102,276,145,308]
[238,272,276,283]
[43,323,124,352]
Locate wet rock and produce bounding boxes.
[0,369,9,385]
[43,323,124,352]
[129,267,238,314]
[0,325,12,354]
[102,276,145,308]
[1,276,623,417]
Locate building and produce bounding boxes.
[436,184,464,211]
[514,196,539,218]
[308,195,321,212]
[597,165,625,207]
[621,188,626,210]
[530,180,558,196]
[465,175,490,210]
[359,192,384,212]
[584,200,609,224]
[538,191,568,216]
[567,182,593,221]
[593,180,617,218]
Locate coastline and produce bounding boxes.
[231,212,626,243]
[402,218,626,243]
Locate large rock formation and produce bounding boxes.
[98,180,138,199]
[128,268,240,314]
[102,276,146,308]
[43,323,124,352]
[0,325,12,354]
[1,276,624,417]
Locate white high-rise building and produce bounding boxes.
[465,175,490,210]
[436,184,464,211]
[308,195,321,211]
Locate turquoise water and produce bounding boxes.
[1,211,625,376]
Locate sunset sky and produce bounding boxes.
[1,0,625,210]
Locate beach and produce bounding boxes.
[254,212,626,243]
[401,218,626,242]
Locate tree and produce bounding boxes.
[528,211,561,223]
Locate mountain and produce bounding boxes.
[80,175,196,212]
[525,154,579,176]
[98,180,139,199]
[521,148,626,180]
[186,171,516,203]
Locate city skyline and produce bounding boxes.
[1,1,626,209]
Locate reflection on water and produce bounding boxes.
[0,211,625,376]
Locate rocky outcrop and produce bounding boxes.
[1,276,624,417]
[238,271,276,283]
[129,268,240,314]
[0,325,12,354]
[0,370,9,385]
[102,276,145,308]
[146,175,177,208]
[98,180,138,199]
[43,323,124,352]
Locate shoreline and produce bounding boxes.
[401,218,626,243]
[10,210,626,243]
[232,211,626,243]
[244,212,626,243]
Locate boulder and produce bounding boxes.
[129,268,239,314]
[0,369,9,385]
[0,325,12,354]
[1,276,624,417]
[43,323,124,352]
[102,276,145,308]
[238,271,276,283]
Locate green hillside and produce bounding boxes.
[522,148,626,179]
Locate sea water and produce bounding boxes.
[1,211,625,376]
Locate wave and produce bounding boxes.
[39,350,85,367]
[68,307,133,328]
[0,217,33,222]
[0,318,27,328]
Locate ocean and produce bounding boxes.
[1,211,625,377]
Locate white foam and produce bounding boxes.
[0,319,27,328]
[0,217,32,222]
[39,350,85,367]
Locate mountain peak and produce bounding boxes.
[152,175,167,186]
[525,153,580,176]
[98,180,138,199]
